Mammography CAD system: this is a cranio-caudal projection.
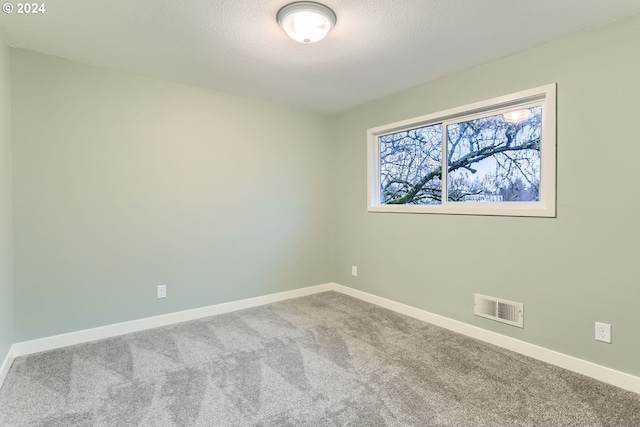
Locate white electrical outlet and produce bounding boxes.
[351,266,358,277]
[595,321,611,343]
[157,285,167,299]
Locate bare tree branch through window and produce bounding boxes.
[379,107,542,205]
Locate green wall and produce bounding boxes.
[330,14,640,376]
[0,36,12,362]
[11,50,332,341]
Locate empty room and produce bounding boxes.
[1,1,640,426]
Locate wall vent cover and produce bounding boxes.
[474,293,524,328]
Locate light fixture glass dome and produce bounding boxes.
[277,2,336,44]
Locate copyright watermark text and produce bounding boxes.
[3,3,46,14]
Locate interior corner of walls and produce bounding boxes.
[0,19,14,393]
[0,28,9,47]
[0,344,15,389]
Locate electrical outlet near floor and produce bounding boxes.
[351,266,358,277]
[595,321,611,343]
[157,284,167,299]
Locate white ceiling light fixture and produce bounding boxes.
[277,1,337,44]
[503,109,531,124]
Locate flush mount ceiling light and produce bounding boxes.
[277,1,336,44]
[503,109,531,124]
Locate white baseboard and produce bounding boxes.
[5,281,640,395]
[332,283,640,395]
[0,345,14,389]
[11,283,334,358]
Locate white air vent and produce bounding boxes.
[474,293,524,328]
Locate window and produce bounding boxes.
[367,84,556,217]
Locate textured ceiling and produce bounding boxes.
[1,0,639,114]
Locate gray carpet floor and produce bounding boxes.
[1,291,639,426]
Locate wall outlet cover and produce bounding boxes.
[595,321,611,344]
[157,285,167,299]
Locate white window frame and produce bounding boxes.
[367,84,557,217]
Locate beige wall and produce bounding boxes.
[11,50,332,341]
[330,14,640,376]
[0,36,12,361]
